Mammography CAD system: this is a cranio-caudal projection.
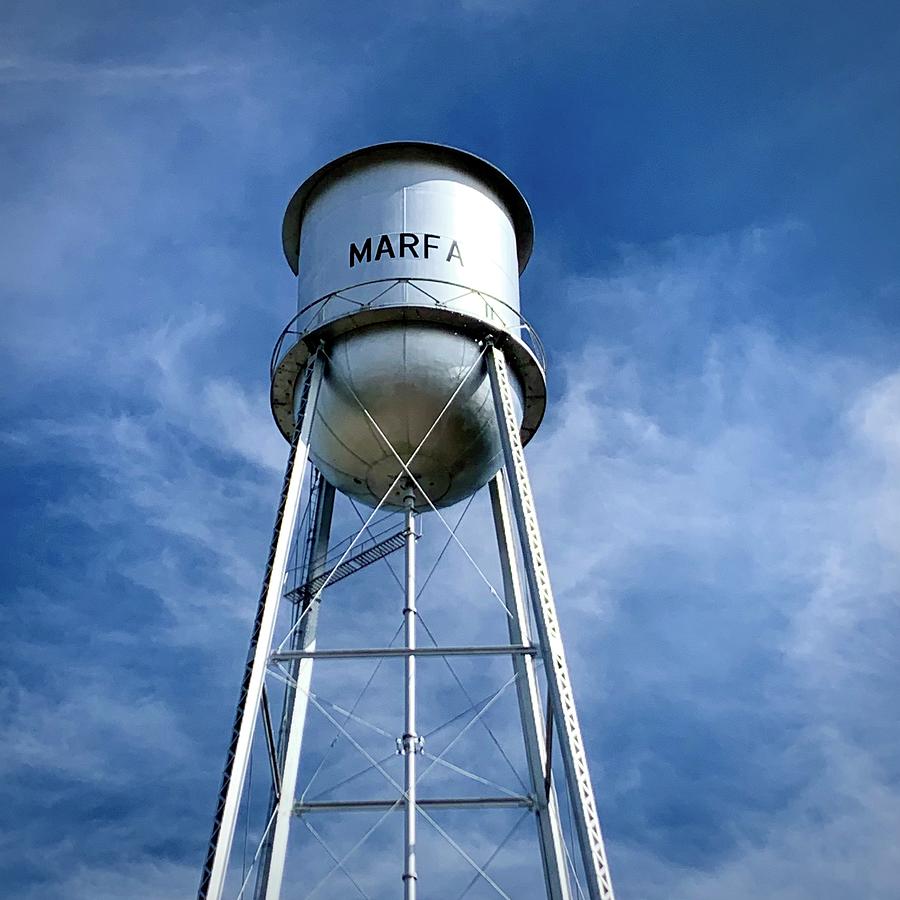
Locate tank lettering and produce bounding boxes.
[347,233,463,268]
[399,233,420,258]
[374,234,396,261]
[446,240,464,266]
[349,238,372,268]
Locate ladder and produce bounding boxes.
[286,521,407,605]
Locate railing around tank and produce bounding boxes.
[269,277,547,381]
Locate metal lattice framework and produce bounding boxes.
[197,342,615,900]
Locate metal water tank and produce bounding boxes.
[271,142,546,510]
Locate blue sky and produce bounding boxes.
[2,1,900,897]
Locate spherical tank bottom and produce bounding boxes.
[298,322,523,510]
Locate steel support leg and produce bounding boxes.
[198,353,325,900]
[262,477,335,900]
[489,472,572,900]
[487,345,615,900]
[401,489,419,899]
[253,473,331,899]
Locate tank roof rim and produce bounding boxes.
[281,141,534,277]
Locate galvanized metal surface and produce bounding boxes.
[490,472,573,900]
[282,142,533,277]
[269,289,548,461]
[401,493,419,899]
[270,644,537,660]
[200,146,619,898]
[254,475,334,898]
[488,346,616,900]
[297,323,523,510]
[198,354,324,900]
[294,797,535,814]
[289,149,521,335]
[262,480,335,900]
[272,142,545,511]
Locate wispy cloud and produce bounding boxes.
[518,226,900,897]
[0,58,230,85]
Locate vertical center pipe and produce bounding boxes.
[402,490,418,898]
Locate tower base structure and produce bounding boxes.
[197,341,615,900]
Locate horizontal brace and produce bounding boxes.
[294,796,535,815]
[271,645,537,662]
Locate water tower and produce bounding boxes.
[197,143,615,900]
